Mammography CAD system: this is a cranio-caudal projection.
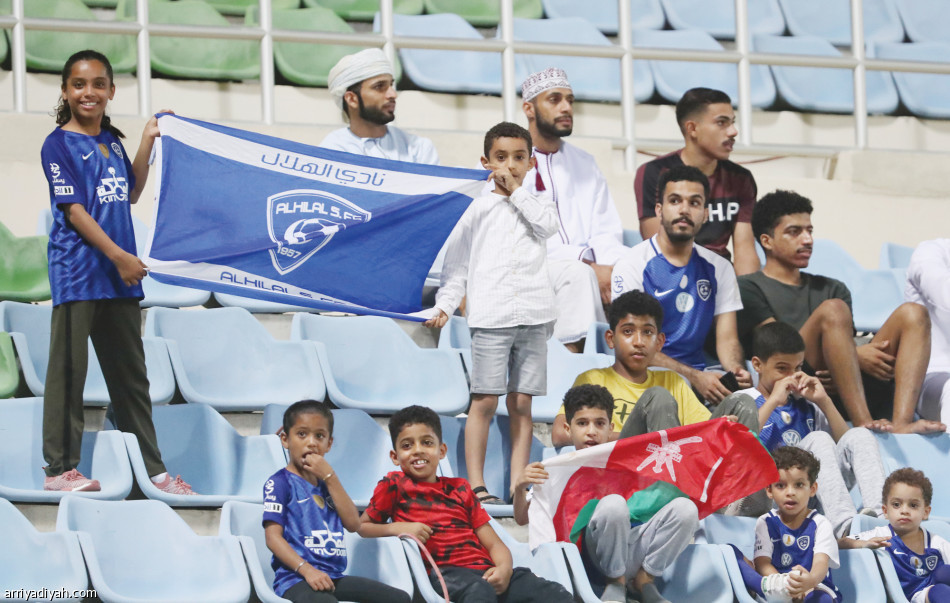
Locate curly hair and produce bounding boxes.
[883,467,933,506]
[563,384,615,424]
[772,446,820,484]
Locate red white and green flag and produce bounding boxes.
[528,418,778,549]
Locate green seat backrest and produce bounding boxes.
[303,0,423,21]
[423,0,542,27]
[0,222,52,303]
[81,0,119,7]
[206,0,299,17]
[0,332,17,399]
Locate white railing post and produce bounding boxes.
[11,0,26,113]
[618,0,637,171]
[259,0,275,125]
[850,0,868,149]
[499,0,517,123]
[136,0,152,118]
[379,0,395,66]
[734,0,752,147]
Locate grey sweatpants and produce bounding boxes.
[618,387,759,438]
[582,494,698,579]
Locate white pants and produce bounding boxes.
[548,259,605,345]
[918,371,950,425]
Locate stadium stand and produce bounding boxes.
[776,0,904,46]
[0,301,175,405]
[290,313,470,415]
[540,0,665,36]
[437,314,473,373]
[144,307,326,410]
[875,42,950,120]
[56,496,251,602]
[0,398,133,502]
[880,241,914,270]
[80,0,118,6]
[893,0,946,44]
[0,332,16,398]
[485,517,586,596]
[753,34,899,114]
[304,0,424,21]
[873,432,950,521]
[0,498,89,601]
[212,292,317,313]
[423,0,543,27]
[660,0,785,40]
[0,222,50,303]
[582,321,611,355]
[623,228,643,247]
[207,0,299,16]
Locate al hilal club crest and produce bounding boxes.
[267,189,372,275]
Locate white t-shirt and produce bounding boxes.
[906,239,950,373]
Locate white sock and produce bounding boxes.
[150,472,169,484]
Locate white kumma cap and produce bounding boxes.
[328,48,394,104]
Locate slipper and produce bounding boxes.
[472,486,505,505]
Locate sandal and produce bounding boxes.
[472,486,505,505]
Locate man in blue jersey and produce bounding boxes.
[612,164,750,404]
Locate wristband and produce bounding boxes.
[294,561,306,574]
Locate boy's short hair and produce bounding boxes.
[608,290,664,331]
[484,121,533,157]
[563,384,615,424]
[657,164,710,205]
[772,446,820,484]
[675,87,733,134]
[388,405,442,447]
[753,321,806,361]
[751,190,813,247]
[282,399,334,435]
[883,467,933,506]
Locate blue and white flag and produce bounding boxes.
[145,114,487,320]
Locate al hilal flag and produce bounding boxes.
[528,418,778,549]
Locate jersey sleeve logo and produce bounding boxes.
[49,162,62,180]
[613,274,624,294]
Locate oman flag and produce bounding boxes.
[528,418,778,549]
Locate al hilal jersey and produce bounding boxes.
[853,525,950,600]
[755,509,841,600]
[736,387,830,451]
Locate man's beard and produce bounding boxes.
[357,93,395,125]
[662,219,697,243]
[535,113,572,139]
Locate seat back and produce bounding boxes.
[304,0,424,21]
[880,242,914,270]
[661,0,785,39]
[700,514,756,557]
[875,42,950,120]
[207,0,298,16]
[0,222,51,303]
[221,500,278,586]
[777,0,903,45]
[541,0,665,35]
[893,0,944,43]
[874,432,950,518]
[324,409,397,505]
[0,332,18,398]
[423,0,542,27]
[0,301,62,386]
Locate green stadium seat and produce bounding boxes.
[0,222,51,303]
[206,0,299,16]
[303,0,423,21]
[423,0,543,27]
[0,333,17,399]
[117,0,260,81]
[81,0,118,7]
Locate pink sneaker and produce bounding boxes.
[152,474,197,495]
[44,469,101,492]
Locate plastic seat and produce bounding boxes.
[540,0,665,35]
[132,216,211,308]
[582,321,612,355]
[510,17,654,103]
[880,241,914,270]
[0,332,17,398]
[81,0,118,6]
[660,0,784,39]
[304,0,423,21]
[0,398,132,502]
[0,301,176,405]
[0,221,50,303]
[387,13,502,95]
[0,498,88,601]
[873,432,950,520]
[777,0,904,46]
[144,307,326,411]
[633,29,776,109]
[118,403,286,507]
[752,34,899,114]
[622,228,643,247]
[207,0,298,16]
[221,500,415,603]
[423,0,542,27]
[57,496,250,602]
[117,0,260,81]
[291,313,469,415]
[213,292,319,313]
[874,42,950,120]
[437,314,473,373]
[893,0,946,44]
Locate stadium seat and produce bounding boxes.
[873,432,950,520]
[437,314,473,373]
[212,292,317,313]
[132,216,212,308]
[0,398,133,502]
[207,0,299,16]
[777,0,904,46]
[304,0,424,21]
[540,0,665,36]
[623,228,643,247]
[874,42,950,120]
[220,500,415,603]
[290,313,469,415]
[656,544,736,602]
[260,404,397,507]
[56,496,250,602]
[0,301,176,405]
[144,307,326,411]
[387,13,502,95]
[752,34,899,114]
[0,498,89,601]
[117,0,260,81]
[423,0,543,27]
[0,332,17,399]
[583,321,611,355]
[80,0,118,6]
[510,17,654,103]
[660,0,785,39]
[879,241,914,270]
[0,19,8,65]
[633,29,776,108]
[893,0,946,44]
[117,403,286,507]
[0,221,50,303]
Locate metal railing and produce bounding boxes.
[3,0,950,169]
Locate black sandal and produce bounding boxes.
[472,486,505,505]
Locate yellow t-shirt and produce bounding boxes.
[558,367,710,433]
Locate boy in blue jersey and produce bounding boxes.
[263,400,410,603]
[844,468,950,603]
[737,321,885,538]
[611,164,751,405]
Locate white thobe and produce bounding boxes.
[320,126,440,165]
[905,239,950,423]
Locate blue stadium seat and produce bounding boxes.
[220,500,415,603]
[873,432,950,520]
[541,0,665,35]
[777,0,904,46]
[0,301,175,405]
[655,544,736,602]
[0,332,18,399]
[879,241,914,270]
[437,314,473,373]
[633,29,776,108]
[57,496,250,602]
[0,398,132,502]
[0,498,88,600]
[874,42,950,120]
[290,313,469,415]
[583,321,612,355]
[893,0,946,43]
[510,17,654,103]
[212,292,317,314]
[660,0,784,39]
[144,307,325,411]
[118,403,286,507]
[623,228,643,247]
[385,13,502,95]
[752,34,899,114]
